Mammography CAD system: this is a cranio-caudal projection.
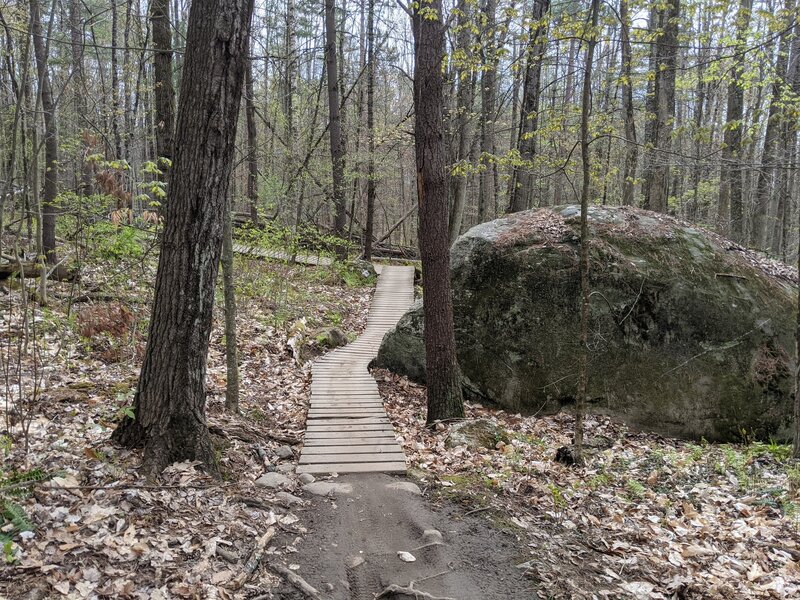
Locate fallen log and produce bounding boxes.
[0,261,78,281]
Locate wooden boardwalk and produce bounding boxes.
[298,265,415,474]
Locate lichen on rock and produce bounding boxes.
[375,205,798,442]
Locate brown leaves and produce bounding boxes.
[377,369,800,599]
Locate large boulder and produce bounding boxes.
[375,205,798,442]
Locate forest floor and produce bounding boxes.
[1,231,799,599]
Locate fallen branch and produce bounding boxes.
[375,584,456,600]
[229,526,276,590]
[270,564,322,599]
[0,261,78,281]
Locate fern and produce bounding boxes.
[1,499,34,533]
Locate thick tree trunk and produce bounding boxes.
[447,0,475,244]
[325,0,347,241]
[412,0,464,423]
[718,0,752,240]
[509,0,549,213]
[112,0,254,478]
[30,0,57,264]
[151,0,175,164]
[642,0,680,213]
[363,0,376,260]
[619,0,637,206]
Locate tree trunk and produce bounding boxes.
[412,0,464,423]
[363,0,376,260]
[30,0,57,264]
[718,0,752,240]
[222,195,239,413]
[642,0,680,213]
[574,0,600,466]
[69,0,92,196]
[245,54,259,223]
[478,0,498,222]
[447,0,475,244]
[325,0,347,243]
[151,0,175,165]
[112,0,255,479]
[619,0,637,206]
[509,0,550,213]
[752,0,795,249]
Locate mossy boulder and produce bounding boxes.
[375,205,798,442]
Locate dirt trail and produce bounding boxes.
[275,474,536,600]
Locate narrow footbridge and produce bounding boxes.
[298,265,415,475]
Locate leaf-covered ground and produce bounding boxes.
[378,370,800,599]
[1,247,373,599]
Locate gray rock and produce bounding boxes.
[385,481,421,495]
[316,327,349,349]
[276,463,295,473]
[375,205,797,442]
[422,529,443,544]
[275,491,305,506]
[276,445,294,459]
[445,419,509,450]
[302,481,353,496]
[255,472,292,489]
[298,473,315,484]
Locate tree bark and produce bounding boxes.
[68,0,92,196]
[509,0,549,213]
[447,0,475,244]
[752,0,795,249]
[718,0,752,240]
[112,0,255,479]
[151,0,175,164]
[325,0,347,243]
[574,0,600,466]
[478,0,498,222]
[363,0,376,260]
[222,195,239,413]
[619,0,637,206]
[29,0,57,264]
[245,53,259,223]
[412,0,464,423]
[642,0,680,213]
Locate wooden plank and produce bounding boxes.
[304,431,397,441]
[300,444,402,455]
[296,461,406,475]
[306,424,394,432]
[305,417,391,425]
[303,437,399,446]
[299,452,406,464]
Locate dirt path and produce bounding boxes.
[276,474,536,600]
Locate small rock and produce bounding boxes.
[516,560,534,570]
[275,491,305,506]
[317,327,349,348]
[346,556,364,568]
[422,529,443,544]
[298,473,315,484]
[585,435,614,450]
[302,481,353,496]
[445,419,510,450]
[385,481,421,495]
[397,551,416,563]
[323,583,335,592]
[255,472,292,489]
[277,463,295,473]
[276,445,295,459]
